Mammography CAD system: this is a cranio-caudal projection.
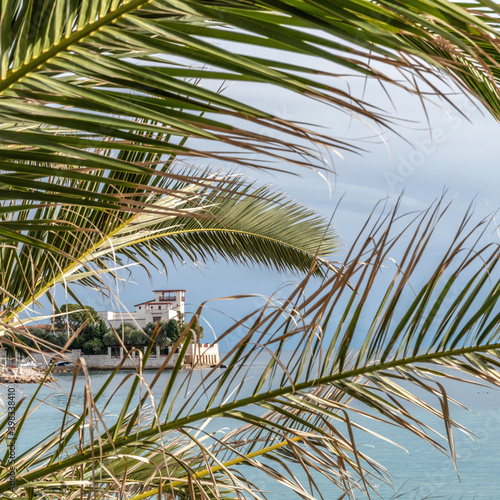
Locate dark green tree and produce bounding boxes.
[166,319,181,344]
[82,338,105,355]
[144,321,169,346]
[53,304,100,331]
[27,325,68,348]
[116,323,147,347]
[68,319,109,350]
[27,327,46,338]
[180,319,204,341]
[102,331,117,347]
[2,331,34,358]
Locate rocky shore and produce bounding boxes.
[0,367,55,384]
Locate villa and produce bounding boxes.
[98,289,186,328]
[1,288,221,373]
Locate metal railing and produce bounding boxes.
[158,296,176,302]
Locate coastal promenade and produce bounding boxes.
[29,343,221,371]
[0,344,220,383]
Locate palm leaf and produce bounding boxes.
[3,199,500,499]
[3,0,500,317]
[4,1,500,498]
[2,0,500,215]
[2,169,339,324]
[97,175,340,272]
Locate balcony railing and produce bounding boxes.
[158,295,176,302]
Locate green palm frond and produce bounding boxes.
[103,174,340,272]
[2,169,339,324]
[3,0,500,318]
[3,200,500,499]
[4,1,500,499]
[2,1,500,216]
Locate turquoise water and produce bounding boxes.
[2,365,499,499]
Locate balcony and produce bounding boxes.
[158,295,175,302]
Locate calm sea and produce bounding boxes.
[3,356,500,499]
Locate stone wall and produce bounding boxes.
[82,347,180,370]
[25,343,220,370]
[30,350,80,367]
[31,346,182,370]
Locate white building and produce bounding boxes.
[99,289,185,329]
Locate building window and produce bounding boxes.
[153,316,161,322]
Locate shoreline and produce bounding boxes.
[0,364,203,383]
[0,367,56,384]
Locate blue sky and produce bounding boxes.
[49,65,500,350]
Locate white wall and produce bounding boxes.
[31,347,184,370]
[27,342,220,370]
[98,289,185,329]
[185,343,220,366]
